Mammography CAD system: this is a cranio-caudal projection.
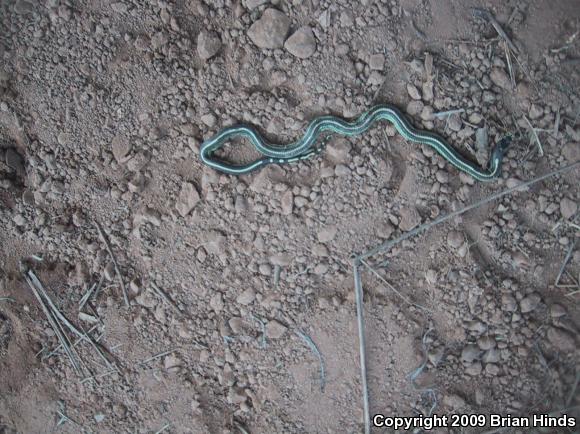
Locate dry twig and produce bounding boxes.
[24,271,83,374]
[151,282,180,314]
[523,115,544,157]
[352,161,580,432]
[359,258,431,312]
[472,8,519,54]
[295,329,326,392]
[555,239,577,287]
[352,259,370,434]
[95,222,129,307]
[357,162,580,261]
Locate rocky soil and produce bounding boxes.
[0,0,579,433]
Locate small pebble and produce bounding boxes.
[447,230,464,249]
[317,225,337,243]
[560,198,577,220]
[519,293,541,313]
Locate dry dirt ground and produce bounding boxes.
[1,0,580,433]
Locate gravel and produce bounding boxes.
[0,1,578,432]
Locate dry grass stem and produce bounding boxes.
[95,222,129,307]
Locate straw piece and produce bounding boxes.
[95,222,129,307]
[43,324,100,360]
[406,328,438,417]
[154,423,171,434]
[432,108,465,119]
[24,272,82,373]
[151,282,180,314]
[360,259,431,312]
[472,8,519,54]
[295,329,326,392]
[523,115,544,157]
[555,239,577,287]
[139,349,177,367]
[357,162,580,261]
[79,282,97,312]
[353,259,370,434]
[251,314,267,348]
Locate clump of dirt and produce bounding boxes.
[0,313,12,356]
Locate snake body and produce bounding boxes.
[199,104,511,181]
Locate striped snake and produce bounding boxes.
[199,104,511,182]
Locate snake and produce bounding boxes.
[199,104,512,182]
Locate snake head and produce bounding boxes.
[487,134,513,177]
[492,135,512,159]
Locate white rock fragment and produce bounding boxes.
[280,190,293,215]
[245,0,269,9]
[317,225,337,243]
[175,182,200,217]
[398,207,421,231]
[447,230,464,249]
[164,353,182,374]
[407,84,421,100]
[104,261,115,281]
[247,8,290,49]
[228,386,247,404]
[14,0,34,14]
[134,207,161,227]
[150,31,168,50]
[318,9,330,28]
[236,288,256,305]
[210,293,224,312]
[197,30,221,60]
[369,54,385,70]
[270,253,292,266]
[519,293,541,313]
[200,113,217,127]
[325,138,351,164]
[265,320,287,339]
[111,2,128,13]
[284,26,316,59]
[111,136,131,163]
[560,197,577,220]
[489,68,511,90]
[367,71,384,86]
[205,230,226,256]
[461,344,480,363]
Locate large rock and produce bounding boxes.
[265,320,287,339]
[398,207,421,231]
[175,182,200,217]
[489,68,511,90]
[560,197,577,220]
[284,26,316,59]
[197,30,221,60]
[247,8,290,49]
